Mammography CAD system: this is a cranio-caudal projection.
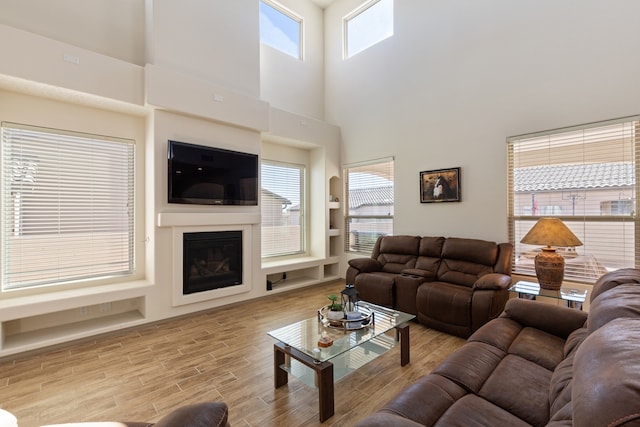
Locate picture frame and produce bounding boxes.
[420,167,461,203]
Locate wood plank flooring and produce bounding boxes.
[0,281,465,427]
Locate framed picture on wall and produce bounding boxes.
[420,167,461,203]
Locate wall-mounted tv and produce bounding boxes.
[168,140,258,205]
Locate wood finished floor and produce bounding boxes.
[0,280,465,427]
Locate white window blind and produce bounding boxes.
[1,123,135,290]
[508,116,639,283]
[344,157,394,254]
[261,160,305,258]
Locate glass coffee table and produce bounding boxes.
[268,302,415,422]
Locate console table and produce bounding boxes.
[509,280,588,311]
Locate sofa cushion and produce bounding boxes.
[441,237,499,266]
[417,282,472,327]
[548,327,588,418]
[354,272,396,307]
[468,317,523,353]
[573,317,640,427]
[374,374,468,426]
[437,394,532,427]
[508,327,566,371]
[376,236,420,273]
[478,354,552,427]
[589,267,640,302]
[587,282,640,334]
[414,236,445,273]
[432,341,504,393]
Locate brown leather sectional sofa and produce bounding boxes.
[354,268,640,426]
[123,402,229,427]
[346,235,513,337]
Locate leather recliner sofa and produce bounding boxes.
[354,268,640,427]
[346,235,513,337]
[39,402,230,427]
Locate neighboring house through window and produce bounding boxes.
[508,116,639,283]
[1,123,135,290]
[344,157,394,254]
[261,160,305,257]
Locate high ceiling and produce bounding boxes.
[310,0,335,9]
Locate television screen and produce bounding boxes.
[168,140,258,205]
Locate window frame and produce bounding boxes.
[260,159,306,259]
[344,157,394,254]
[507,116,640,284]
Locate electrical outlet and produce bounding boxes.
[80,306,88,316]
[100,303,111,313]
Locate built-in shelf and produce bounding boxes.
[0,281,152,357]
[263,256,340,293]
[2,310,145,353]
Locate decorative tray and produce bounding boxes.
[317,305,374,330]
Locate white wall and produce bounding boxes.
[260,0,326,119]
[148,0,261,97]
[0,0,341,356]
[0,0,145,65]
[325,0,640,242]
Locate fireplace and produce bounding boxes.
[183,231,242,294]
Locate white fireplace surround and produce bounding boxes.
[158,213,259,307]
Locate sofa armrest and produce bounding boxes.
[472,273,512,291]
[502,298,588,338]
[348,257,382,273]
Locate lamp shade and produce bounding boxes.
[520,218,583,290]
[520,217,583,248]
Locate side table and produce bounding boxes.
[509,280,587,311]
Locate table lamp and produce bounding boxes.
[520,217,583,290]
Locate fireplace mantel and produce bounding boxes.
[157,212,260,228]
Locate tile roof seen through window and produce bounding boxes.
[514,162,634,192]
[349,186,394,209]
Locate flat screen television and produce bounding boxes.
[168,140,258,205]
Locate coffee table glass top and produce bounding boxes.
[268,302,414,363]
[509,280,588,303]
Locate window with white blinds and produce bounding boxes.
[1,123,135,290]
[261,160,305,258]
[508,116,639,283]
[344,157,394,254]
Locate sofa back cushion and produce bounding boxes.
[414,236,445,274]
[587,282,640,334]
[437,238,499,286]
[573,317,640,427]
[589,267,640,302]
[374,235,420,274]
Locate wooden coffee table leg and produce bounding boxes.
[317,362,334,422]
[274,344,288,388]
[273,342,335,422]
[396,323,410,366]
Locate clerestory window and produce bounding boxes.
[344,0,394,59]
[259,0,303,59]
